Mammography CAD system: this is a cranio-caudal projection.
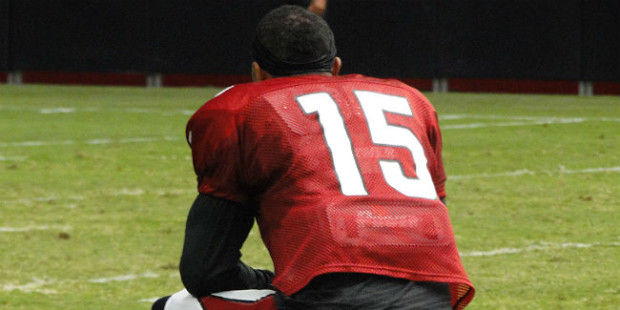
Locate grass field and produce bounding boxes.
[1,84,619,309]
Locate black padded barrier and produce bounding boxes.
[327,0,438,78]
[1,0,618,82]
[436,0,582,80]
[0,0,8,71]
[581,0,620,82]
[9,0,150,72]
[150,0,291,75]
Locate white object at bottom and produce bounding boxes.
[164,289,202,310]
[164,288,277,310]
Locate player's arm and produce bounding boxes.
[308,0,327,15]
[427,109,448,203]
[179,193,274,297]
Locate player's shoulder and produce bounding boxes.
[204,83,253,107]
[190,79,301,124]
[201,78,302,107]
[191,82,259,117]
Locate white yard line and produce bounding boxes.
[0,195,85,206]
[39,107,76,114]
[89,272,160,283]
[0,188,195,206]
[442,118,588,130]
[0,155,26,161]
[0,104,195,115]
[440,114,620,122]
[139,297,161,303]
[3,105,617,122]
[450,166,620,180]
[461,241,620,257]
[1,272,173,294]
[1,278,59,294]
[1,114,616,148]
[2,240,618,297]
[439,114,619,130]
[561,166,620,174]
[0,225,71,232]
[1,167,616,206]
[0,136,181,147]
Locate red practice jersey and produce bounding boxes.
[187,74,474,309]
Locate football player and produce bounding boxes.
[152,4,474,310]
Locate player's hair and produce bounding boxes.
[252,5,337,76]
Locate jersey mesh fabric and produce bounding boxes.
[186,74,474,309]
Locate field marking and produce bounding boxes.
[1,272,174,295]
[2,103,618,123]
[1,239,618,296]
[0,195,86,206]
[461,241,620,257]
[442,117,586,130]
[39,107,76,114]
[0,155,26,161]
[442,119,581,130]
[2,114,616,148]
[2,278,59,294]
[0,188,196,206]
[0,136,181,147]
[440,114,620,122]
[89,272,160,283]
[1,166,616,206]
[0,225,71,233]
[450,166,620,180]
[0,104,196,116]
[562,166,620,174]
[139,297,161,303]
[439,114,620,130]
[3,102,619,125]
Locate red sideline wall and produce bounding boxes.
[2,71,618,96]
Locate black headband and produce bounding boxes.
[252,36,337,77]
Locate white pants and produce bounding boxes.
[163,289,276,310]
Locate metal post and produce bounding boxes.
[432,78,448,93]
[578,81,593,96]
[8,71,23,85]
[147,73,162,88]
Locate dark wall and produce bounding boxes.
[328,0,617,82]
[435,0,581,80]
[2,0,619,82]
[581,0,620,81]
[150,0,283,74]
[9,0,150,72]
[329,0,437,78]
[0,0,8,71]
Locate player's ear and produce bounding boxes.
[331,57,342,76]
[251,62,262,82]
[252,61,273,82]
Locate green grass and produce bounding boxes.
[1,84,619,309]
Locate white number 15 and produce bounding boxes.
[297,90,438,199]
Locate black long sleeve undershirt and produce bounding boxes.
[179,193,274,297]
[179,193,445,297]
